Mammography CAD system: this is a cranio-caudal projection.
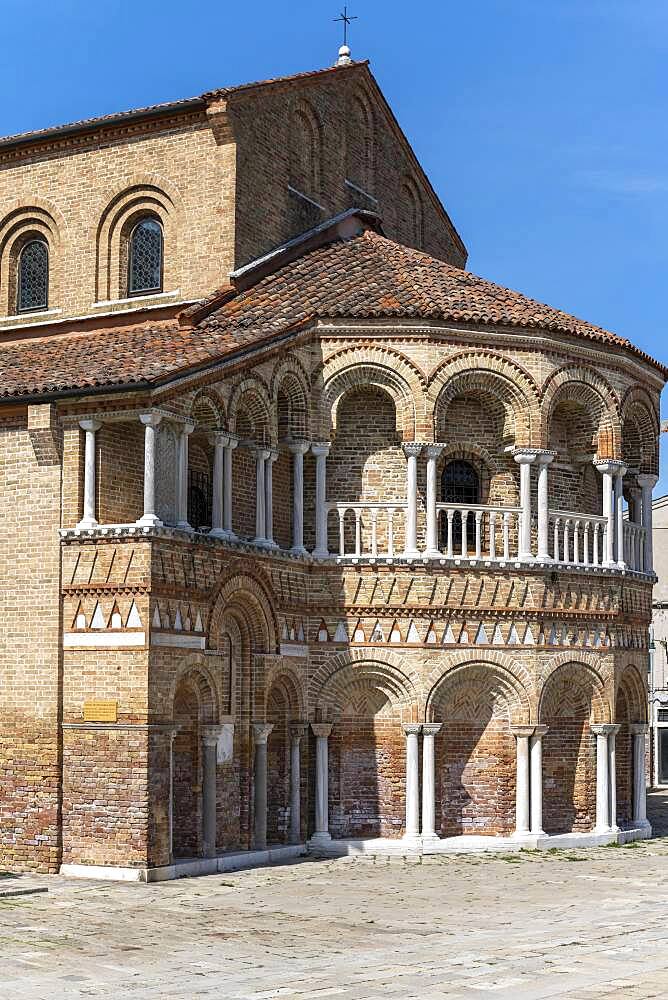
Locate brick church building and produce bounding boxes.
[0,53,665,879]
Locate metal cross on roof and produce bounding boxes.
[334,6,358,47]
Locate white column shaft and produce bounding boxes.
[264,454,275,545]
[202,740,217,859]
[314,736,330,838]
[255,451,266,543]
[602,472,615,565]
[211,438,225,534]
[515,736,531,835]
[530,733,544,835]
[519,459,533,559]
[421,727,440,838]
[615,472,625,565]
[291,446,306,553]
[403,729,420,838]
[425,454,438,555]
[78,420,101,528]
[595,732,611,831]
[289,736,302,844]
[404,448,420,557]
[138,415,162,526]
[633,732,648,825]
[313,447,329,557]
[223,442,235,535]
[537,460,550,559]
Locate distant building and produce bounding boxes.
[650,494,668,784]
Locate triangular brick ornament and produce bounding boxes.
[442,623,456,645]
[184,606,192,631]
[426,621,437,644]
[297,621,305,642]
[126,602,142,628]
[91,603,106,630]
[475,623,489,645]
[353,620,366,642]
[152,604,162,629]
[334,621,348,642]
[406,621,420,643]
[524,624,535,645]
[108,603,122,629]
[389,620,402,643]
[560,625,569,646]
[72,602,85,629]
[174,607,183,631]
[281,621,289,640]
[459,626,470,644]
[548,624,558,645]
[317,620,329,642]
[194,611,204,633]
[370,620,385,642]
[507,623,520,645]
[492,623,504,645]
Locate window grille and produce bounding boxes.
[188,470,211,531]
[128,218,163,295]
[17,239,48,313]
[442,460,480,549]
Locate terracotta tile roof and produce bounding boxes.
[0,229,664,400]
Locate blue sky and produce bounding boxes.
[2,0,667,485]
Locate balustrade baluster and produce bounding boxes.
[461,510,469,558]
[503,512,510,560]
[338,510,345,557]
[553,517,560,562]
[489,511,497,559]
[387,508,395,557]
[447,511,454,558]
[564,519,571,563]
[354,509,362,557]
[573,520,581,564]
[370,510,378,557]
[475,511,483,558]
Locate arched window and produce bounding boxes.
[442,460,480,549]
[128,218,163,295]
[17,238,49,313]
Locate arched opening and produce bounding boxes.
[615,666,647,827]
[17,237,49,313]
[172,676,202,858]
[441,459,480,550]
[429,665,523,836]
[548,398,602,516]
[127,216,163,296]
[540,664,604,834]
[266,674,302,844]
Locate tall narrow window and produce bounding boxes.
[128,218,163,295]
[442,460,480,549]
[17,239,49,313]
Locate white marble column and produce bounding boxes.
[530,725,548,836]
[223,435,238,537]
[176,422,195,529]
[201,726,221,859]
[289,441,309,555]
[512,726,533,837]
[312,443,330,558]
[421,723,442,839]
[638,474,658,574]
[168,726,178,863]
[209,432,228,537]
[77,418,102,529]
[592,724,613,832]
[614,466,627,567]
[536,452,555,560]
[254,447,270,545]
[289,723,307,845]
[252,723,273,850]
[402,442,422,558]
[514,450,536,560]
[424,445,444,557]
[402,724,422,839]
[608,724,621,832]
[595,460,622,567]
[630,723,650,829]
[264,450,278,547]
[137,412,163,527]
[311,723,332,842]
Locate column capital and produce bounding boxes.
[637,473,658,489]
[422,722,442,737]
[402,441,423,459]
[534,449,557,465]
[225,432,240,450]
[252,723,274,745]
[511,725,536,738]
[402,723,422,736]
[594,458,626,475]
[591,723,618,736]
[210,431,230,447]
[79,417,102,433]
[513,449,538,465]
[311,441,331,457]
[311,722,333,738]
[201,724,224,748]
[424,443,446,460]
[288,439,311,455]
[289,722,308,741]
[266,448,279,463]
[532,724,549,737]
[139,410,163,428]
[629,722,649,735]
[255,446,271,461]
[182,421,195,436]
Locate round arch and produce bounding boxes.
[541,365,621,456]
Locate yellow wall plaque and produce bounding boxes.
[83,699,118,723]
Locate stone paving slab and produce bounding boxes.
[2,796,668,999]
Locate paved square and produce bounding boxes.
[2,795,668,1000]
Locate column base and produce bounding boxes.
[313,549,330,559]
[633,818,652,830]
[136,514,163,528]
[512,828,531,840]
[402,831,421,842]
[209,528,231,539]
[76,518,99,530]
[420,832,441,842]
[291,545,308,556]
[422,549,441,560]
[176,520,193,531]
[253,536,269,546]
[403,548,421,559]
[309,832,332,843]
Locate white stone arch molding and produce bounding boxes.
[92,174,187,302]
[315,346,425,439]
[423,651,534,725]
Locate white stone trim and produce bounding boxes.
[91,289,181,308]
[151,633,206,649]
[280,642,309,658]
[63,631,146,648]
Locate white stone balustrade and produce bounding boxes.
[549,511,606,566]
[435,502,522,561]
[623,521,647,572]
[327,502,407,558]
